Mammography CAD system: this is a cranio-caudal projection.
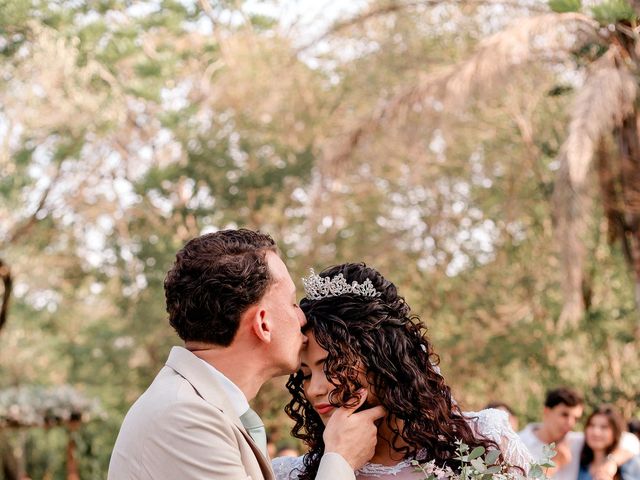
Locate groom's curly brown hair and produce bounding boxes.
[164,229,276,346]
[285,263,503,479]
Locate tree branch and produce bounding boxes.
[6,159,63,245]
[296,0,549,54]
[321,12,600,171]
[0,259,12,333]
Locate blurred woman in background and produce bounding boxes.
[579,405,640,480]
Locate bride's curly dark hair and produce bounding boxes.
[285,263,502,479]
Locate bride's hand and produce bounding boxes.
[322,389,386,470]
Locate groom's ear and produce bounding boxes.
[247,305,272,344]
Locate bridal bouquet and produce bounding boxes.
[412,440,555,480]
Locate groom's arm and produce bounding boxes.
[316,453,356,479]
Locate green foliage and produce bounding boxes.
[591,0,636,23]
[0,0,31,33]
[3,0,640,477]
[548,0,582,13]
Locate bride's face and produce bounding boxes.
[300,332,336,424]
[300,332,377,425]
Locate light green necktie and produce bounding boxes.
[239,408,268,458]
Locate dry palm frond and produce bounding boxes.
[553,46,637,328]
[324,12,601,169]
[297,0,549,54]
[562,48,637,186]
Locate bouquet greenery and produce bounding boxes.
[412,440,555,480]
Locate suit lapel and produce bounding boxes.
[164,346,274,478]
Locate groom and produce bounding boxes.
[108,229,384,479]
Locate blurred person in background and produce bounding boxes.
[628,419,640,442]
[267,433,278,459]
[276,447,300,458]
[578,405,640,480]
[519,387,585,480]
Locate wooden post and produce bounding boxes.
[66,419,81,480]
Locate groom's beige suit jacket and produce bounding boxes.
[108,346,355,480]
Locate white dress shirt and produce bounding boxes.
[199,358,249,418]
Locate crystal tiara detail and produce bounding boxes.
[302,269,382,300]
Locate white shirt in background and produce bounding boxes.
[519,424,640,480]
[518,424,582,480]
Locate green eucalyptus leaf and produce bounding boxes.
[529,464,544,478]
[471,458,486,472]
[591,0,635,23]
[549,0,582,12]
[485,465,502,474]
[469,446,486,460]
[485,450,500,465]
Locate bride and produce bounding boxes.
[273,263,533,480]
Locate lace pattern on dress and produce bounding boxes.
[465,409,533,472]
[272,455,305,480]
[356,458,414,476]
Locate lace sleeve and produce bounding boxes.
[272,455,305,480]
[465,409,534,473]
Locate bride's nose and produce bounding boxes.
[305,374,329,399]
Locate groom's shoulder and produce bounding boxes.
[109,367,245,479]
[116,365,237,441]
[134,364,220,416]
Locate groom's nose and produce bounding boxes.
[298,310,307,328]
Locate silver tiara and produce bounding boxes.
[302,269,382,300]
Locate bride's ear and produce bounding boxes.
[248,305,272,344]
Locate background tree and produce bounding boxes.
[2,0,640,477]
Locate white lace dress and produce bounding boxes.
[272,409,533,479]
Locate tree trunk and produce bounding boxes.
[0,432,19,480]
[616,110,640,328]
[0,260,16,480]
[0,259,12,333]
[65,421,80,480]
[553,152,589,328]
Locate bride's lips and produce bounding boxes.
[314,403,334,415]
